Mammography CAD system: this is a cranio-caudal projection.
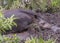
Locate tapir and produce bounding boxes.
[2,8,37,33]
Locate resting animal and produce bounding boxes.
[2,8,37,33]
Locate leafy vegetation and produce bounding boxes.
[0,34,20,43]
[0,12,16,33]
[25,37,56,43]
[0,0,60,12]
[0,34,56,43]
[29,0,47,12]
[50,0,60,12]
[10,0,21,9]
[51,0,60,8]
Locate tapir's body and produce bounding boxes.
[2,8,36,33]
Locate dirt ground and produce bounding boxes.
[37,12,60,43]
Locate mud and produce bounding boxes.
[36,12,60,43]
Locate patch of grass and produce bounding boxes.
[0,34,20,43]
[25,37,56,43]
[50,0,60,12]
[0,0,60,12]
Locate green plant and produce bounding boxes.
[10,0,21,9]
[51,0,60,8]
[23,0,47,12]
[0,12,16,33]
[3,34,20,43]
[4,0,14,9]
[0,34,20,43]
[25,37,56,43]
[50,0,60,12]
[0,34,4,43]
[0,0,60,12]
